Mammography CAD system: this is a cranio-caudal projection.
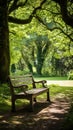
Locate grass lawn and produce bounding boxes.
[34,76,67,80]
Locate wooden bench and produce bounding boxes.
[7,74,50,112]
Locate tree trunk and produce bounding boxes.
[36,63,42,75]
[0,0,10,83]
[36,54,44,76]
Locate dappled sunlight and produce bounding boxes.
[0,97,70,130]
[12,120,22,125]
[0,115,3,119]
[0,100,11,113]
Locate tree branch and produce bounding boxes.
[8,0,47,24]
[8,15,33,24]
[52,0,73,28]
[8,0,28,14]
[35,15,73,41]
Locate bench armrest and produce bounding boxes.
[34,80,46,83]
[34,80,47,87]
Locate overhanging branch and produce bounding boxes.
[8,0,47,24]
[8,15,33,24]
[52,0,73,28]
[8,0,28,14]
[35,15,73,41]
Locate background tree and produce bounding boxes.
[21,33,51,75]
[35,35,51,75]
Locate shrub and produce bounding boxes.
[67,70,73,80]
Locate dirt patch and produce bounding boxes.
[0,97,70,130]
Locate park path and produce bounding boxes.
[47,80,73,87]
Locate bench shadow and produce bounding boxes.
[16,100,51,114]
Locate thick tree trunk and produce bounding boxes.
[0,0,10,83]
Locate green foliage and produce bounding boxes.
[19,33,51,75]
[11,69,29,76]
[9,0,73,77]
[0,84,10,97]
[67,70,73,80]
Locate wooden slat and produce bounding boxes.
[10,75,33,87]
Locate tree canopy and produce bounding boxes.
[9,0,73,43]
[8,0,73,28]
[0,0,73,82]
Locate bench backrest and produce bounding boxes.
[10,75,33,86]
[7,74,36,95]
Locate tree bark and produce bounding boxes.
[0,0,10,83]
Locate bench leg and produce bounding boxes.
[34,98,37,102]
[29,96,34,112]
[11,98,16,112]
[47,89,50,102]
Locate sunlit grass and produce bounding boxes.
[50,85,73,100]
[34,76,67,80]
[37,85,73,102]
